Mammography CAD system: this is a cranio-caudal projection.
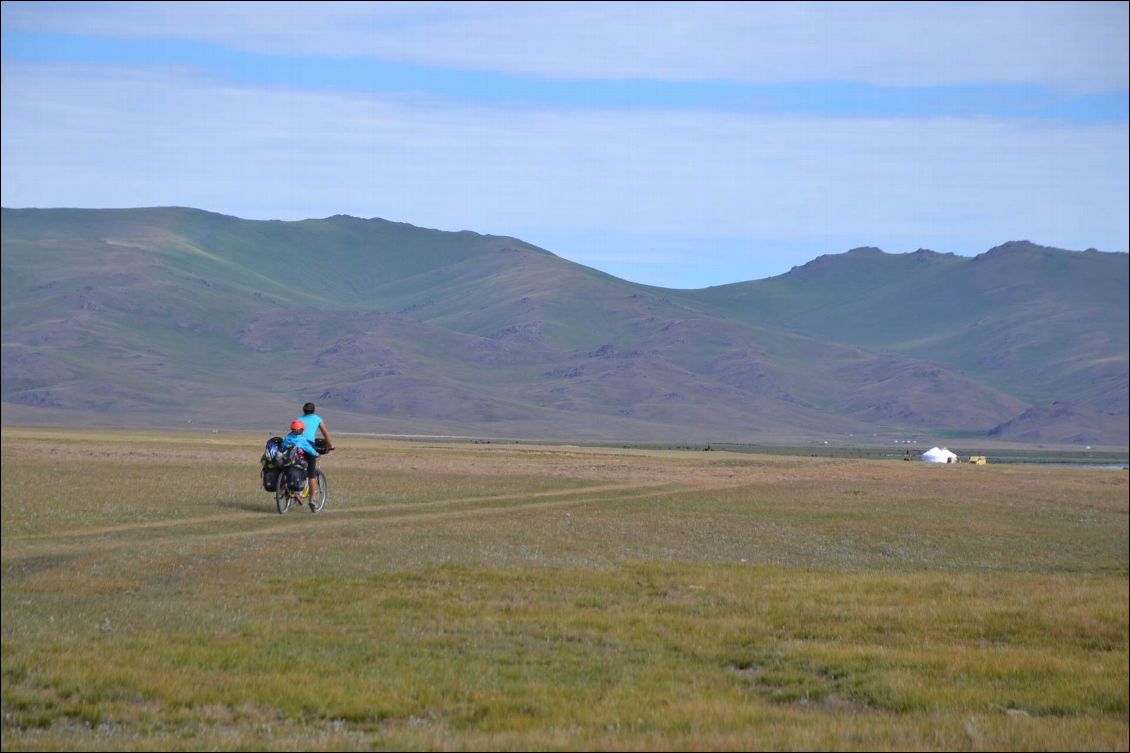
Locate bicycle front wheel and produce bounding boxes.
[309,470,327,513]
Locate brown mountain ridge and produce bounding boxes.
[2,208,1126,445]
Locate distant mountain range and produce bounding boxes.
[2,207,1126,446]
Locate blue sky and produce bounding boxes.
[2,1,1127,288]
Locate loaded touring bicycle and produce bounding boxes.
[260,436,331,514]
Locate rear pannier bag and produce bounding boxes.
[261,466,282,492]
[286,464,307,492]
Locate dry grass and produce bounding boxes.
[2,427,1127,750]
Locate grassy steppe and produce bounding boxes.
[2,427,1127,751]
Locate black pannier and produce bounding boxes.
[285,464,307,492]
[261,467,282,492]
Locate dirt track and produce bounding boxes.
[1,482,685,561]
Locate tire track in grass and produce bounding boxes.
[5,482,653,541]
[1,482,691,561]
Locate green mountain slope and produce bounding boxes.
[685,242,1128,441]
[2,208,1125,445]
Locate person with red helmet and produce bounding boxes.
[281,417,319,506]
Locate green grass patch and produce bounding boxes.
[4,566,1126,750]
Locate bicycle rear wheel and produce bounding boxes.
[309,470,326,513]
[275,475,292,514]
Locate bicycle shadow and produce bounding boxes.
[223,499,278,514]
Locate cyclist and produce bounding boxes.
[281,419,319,504]
[294,402,333,495]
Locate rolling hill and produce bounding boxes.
[2,207,1126,445]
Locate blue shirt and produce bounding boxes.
[297,413,323,444]
[282,431,317,456]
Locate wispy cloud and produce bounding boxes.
[4,63,1124,247]
[4,30,1125,121]
[5,2,1127,91]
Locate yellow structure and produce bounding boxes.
[968,455,988,465]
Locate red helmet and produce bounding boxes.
[290,419,305,433]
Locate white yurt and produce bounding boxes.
[921,447,958,464]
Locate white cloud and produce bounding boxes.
[4,62,1126,269]
[4,1,1127,92]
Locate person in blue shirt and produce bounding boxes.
[282,419,319,503]
[291,403,334,501]
[297,402,334,452]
